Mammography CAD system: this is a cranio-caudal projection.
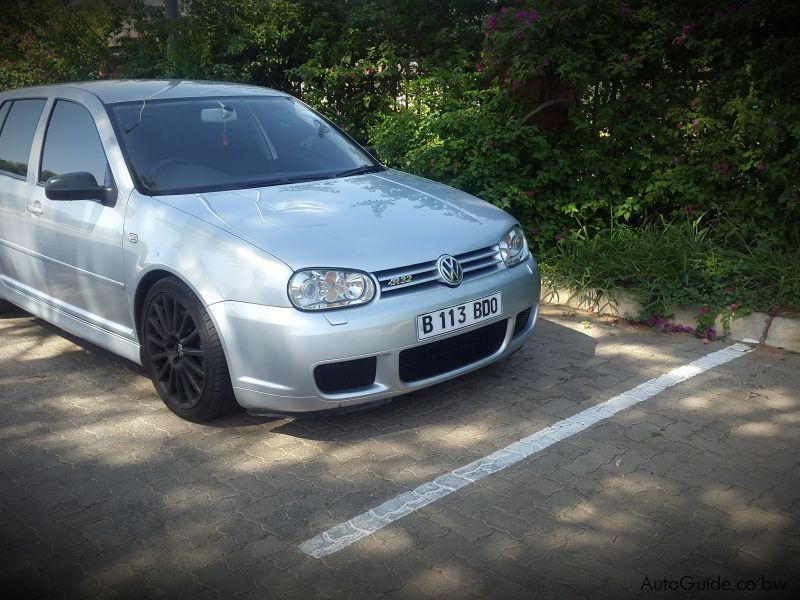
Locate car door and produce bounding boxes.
[25,94,133,337]
[0,97,47,292]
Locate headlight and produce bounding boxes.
[288,269,375,310]
[499,225,528,267]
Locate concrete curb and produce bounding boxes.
[541,283,799,353]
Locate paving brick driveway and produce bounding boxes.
[1,305,799,599]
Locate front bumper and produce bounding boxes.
[208,255,540,413]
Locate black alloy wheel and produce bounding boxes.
[141,277,236,421]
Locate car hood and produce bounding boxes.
[156,169,516,271]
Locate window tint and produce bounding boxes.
[109,96,376,195]
[0,101,11,131]
[40,100,108,184]
[0,99,46,177]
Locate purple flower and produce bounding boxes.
[682,21,697,33]
[756,162,765,172]
[675,34,686,46]
[699,305,710,315]
[515,10,526,21]
[500,7,509,14]
[669,324,694,334]
[706,327,717,341]
[729,302,739,312]
[646,316,670,330]
[486,14,498,32]
[681,204,694,214]
[726,287,734,294]
[525,190,535,198]
[690,119,699,129]
[475,62,483,72]
[525,8,540,24]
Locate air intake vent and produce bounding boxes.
[399,319,507,383]
[315,357,377,394]
[513,307,532,335]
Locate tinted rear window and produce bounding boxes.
[0,99,46,178]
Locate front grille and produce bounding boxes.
[399,319,508,383]
[513,307,532,335]
[375,245,502,298]
[314,357,377,394]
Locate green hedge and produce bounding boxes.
[370,0,800,246]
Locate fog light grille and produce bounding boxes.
[399,319,507,383]
[513,307,532,335]
[315,357,377,394]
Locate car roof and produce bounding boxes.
[1,80,288,105]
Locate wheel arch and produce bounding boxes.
[134,269,172,338]
[133,268,221,354]
[135,268,238,420]
[131,266,239,393]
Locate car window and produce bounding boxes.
[0,98,46,178]
[40,100,108,185]
[109,96,377,195]
[0,101,11,131]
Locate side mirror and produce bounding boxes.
[45,172,116,206]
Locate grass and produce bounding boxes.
[539,218,800,327]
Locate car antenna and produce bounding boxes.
[124,99,147,134]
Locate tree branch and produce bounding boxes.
[520,100,555,123]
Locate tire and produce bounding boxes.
[141,277,237,421]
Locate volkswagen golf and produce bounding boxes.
[0,80,540,421]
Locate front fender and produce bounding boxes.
[123,192,294,317]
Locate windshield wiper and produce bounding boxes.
[249,174,331,187]
[331,165,384,178]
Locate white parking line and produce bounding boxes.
[299,343,753,558]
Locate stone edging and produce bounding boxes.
[541,284,800,353]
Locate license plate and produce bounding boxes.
[416,292,503,341]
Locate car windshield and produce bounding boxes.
[108,95,380,195]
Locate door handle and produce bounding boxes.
[27,202,43,216]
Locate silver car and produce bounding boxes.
[0,80,540,421]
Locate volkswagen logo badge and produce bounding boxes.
[437,255,463,287]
